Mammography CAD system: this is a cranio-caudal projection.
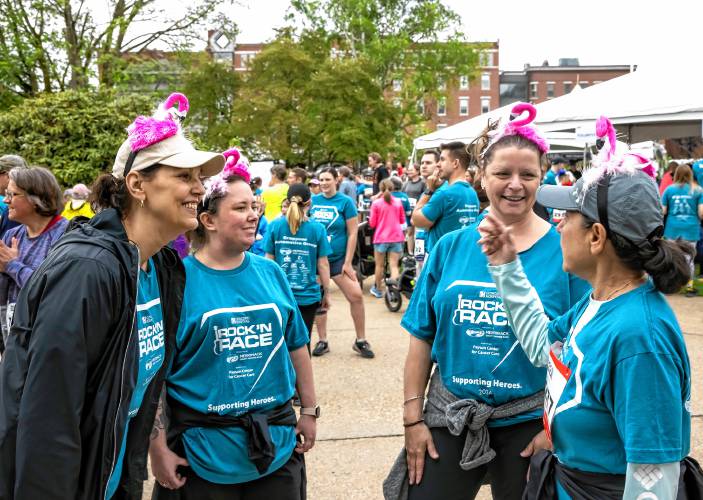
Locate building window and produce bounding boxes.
[546,82,555,98]
[437,123,447,130]
[580,81,589,88]
[392,79,402,91]
[481,97,490,114]
[530,82,538,99]
[437,97,446,116]
[417,99,425,115]
[459,75,469,90]
[479,52,493,67]
[459,97,469,116]
[438,78,446,91]
[563,81,573,94]
[481,72,490,90]
[593,80,602,85]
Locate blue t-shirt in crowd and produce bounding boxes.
[692,161,703,187]
[392,191,412,224]
[402,225,589,427]
[662,184,703,241]
[249,215,268,256]
[421,180,479,252]
[106,259,165,498]
[167,254,309,484]
[547,281,690,475]
[0,200,19,239]
[310,192,358,262]
[543,169,557,185]
[264,217,332,306]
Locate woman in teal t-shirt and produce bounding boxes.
[265,183,332,341]
[309,167,374,358]
[149,155,318,499]
[395,105,587,500]
[480,117,694,499]
[661,164,703,295]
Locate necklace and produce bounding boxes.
[601,275,645,301]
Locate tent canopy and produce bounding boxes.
[414,65,703,150]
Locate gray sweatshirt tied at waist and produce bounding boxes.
[383,370,544,500]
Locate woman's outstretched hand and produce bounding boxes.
[477,213,517,266]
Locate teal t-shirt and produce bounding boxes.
[421,180,479,252]
[167,254,309,484]
[693,161,703,187]
[547,281,691,475]
[263,217,332,306]
[543,169,557,185]
[106,259,165,498]
[401,225,589,426]
[662,184,703,241]
[310,192,358,262]
[392,191,412,224]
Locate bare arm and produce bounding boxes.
[698,204,703,220]
[341,217,358,280]
[403,336,438,486]
[317,257,331,310]
[265,253,275,261]
[148,389,188,490]
[290,346,317,453]
[411,194,434,229]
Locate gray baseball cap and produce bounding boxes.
[536,169,663,246]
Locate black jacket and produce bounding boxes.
[0,208,184,500]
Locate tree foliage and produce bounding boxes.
[232,31,397,166]
[0,0,231,96]
[0,90,157,185]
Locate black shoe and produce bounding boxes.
[312,340,329,356]
[686,288,697,297]
[353,340,375,358]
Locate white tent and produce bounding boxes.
[414,65,703,151]
[413,103,587,151]
[534,66,703,142]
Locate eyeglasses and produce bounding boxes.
[4,191,26,201]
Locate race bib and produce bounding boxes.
[414,237,425,261]
[543,342,571,442]
[551,209,566,224]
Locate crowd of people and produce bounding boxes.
[0,92,700,500]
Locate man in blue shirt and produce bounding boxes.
[0,155,25,238]
[411,142,480,253]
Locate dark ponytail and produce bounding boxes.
[90,166,158,216]
[609,232,693,294]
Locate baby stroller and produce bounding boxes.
[384,254,416,312]
[353,221,375,289]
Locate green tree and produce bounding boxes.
[232,31,397,166]
[182,55,242,151]
[288,0,484,151]
[0,90,156,185]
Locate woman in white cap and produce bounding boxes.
[0,92,224,500]
[479,117,694,499]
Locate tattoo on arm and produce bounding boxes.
[150,391,168,441]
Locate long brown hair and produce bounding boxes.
[380,178,394,203]
[673,164,693,187]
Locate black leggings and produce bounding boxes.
[297,302,319,356]
[153,449,306,500]
[408,418,543,500]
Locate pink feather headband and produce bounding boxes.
[581,116,657,188]
[482,102,550,158]
[126,92,190,153]
[203,147,252,203]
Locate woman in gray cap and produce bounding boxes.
[478,117,694,499]
[0,93,224,500]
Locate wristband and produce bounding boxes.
[403,418,425,428]
[423,189,434,197]
[403,395,424,406]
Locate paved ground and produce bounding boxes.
[143,279,703,499]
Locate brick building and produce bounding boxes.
[207,30,500,132]
[500,59,633,106]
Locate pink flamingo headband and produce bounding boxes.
[203,147,251,203]
[482,102,550,158]
[581,116,657,188]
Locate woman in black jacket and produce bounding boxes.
[0,93,224,500]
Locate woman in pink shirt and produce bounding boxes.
[368,179,406,298]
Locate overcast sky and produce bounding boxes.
[223,0,697,71]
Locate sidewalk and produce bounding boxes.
[143,281,703,499]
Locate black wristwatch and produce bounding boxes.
[423,189,435,197]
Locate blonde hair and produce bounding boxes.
[380,178,394,203]
[286,195,307,235]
